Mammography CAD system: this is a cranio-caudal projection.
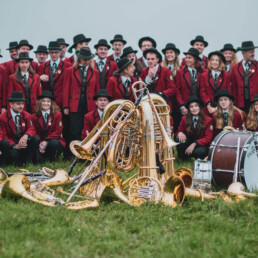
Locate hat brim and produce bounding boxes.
[162,47,180,55]
[237,46,258,51]
[93,95,112,101]
[113,59,133,76]
[94,44,111,50]
[138,37,157,48]
[186,99,204,109]
[6,47,17,50]
[48,47,62,51]
[17,57,34,62]
[121,50,138,58]
[190,39,208,47]
[183,51,202,61]
[16,44,33,50]
[77,53,95,60]
[220,48,237,53]
[214,93,234,102]
[8,98,26,102]
[0,55,2,58]
[143,49,162,62]
[34,51,48,54]
[110,39,127,45]
[38,95,54,100]
[68,38,92,53]
[208,51,226,64]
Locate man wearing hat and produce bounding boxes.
[180,35,209,69]
[138,36,157,68]
[231,41,258,113]
[65,34,91,65]
[94,39,118,89]
[57,38,69,61]
[81,89,111,139]
[34,45,48,66]
[220,43,238,73]
[107,34,127,63]
[5,41,18,61]
[0,92,39,164]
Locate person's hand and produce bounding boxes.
[19,134,28,148]
[1,108,6,114]
[14,144,22,150]
[185,143,196,155]
[207,105,216,114]
[40,75,49,82]
[181,107,188,115]
[0,151,2,155]
[64,109,69,115]
[39,141,48,153]
[147,66,157,78]
[178,132,186,143]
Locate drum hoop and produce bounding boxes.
[239,135,254,172]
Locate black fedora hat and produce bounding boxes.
[16,52,33,62]
[237,41,258,51]
[186,95,204,109]
[16,39,33,50]
[208,51,226,64]
[113,57,133,76]
[68,34,92,53]
[48,41,62,51]
[38,90,54,100]
[183,48,202,61]
[57,38,69,47]
[110,34,127,45]
[121,46,138,58]
[77,47,95,60]
[220,43,237,53]
[138,36,157,48]
[214,89,234,102]
[8,92,25,102]
[162,43,180,55]
[34,45,48,54]
[6,41,18,50]
[94,39,111,49]
[143,48,162,62]
[190,35,208,47]
[93,89,112,101]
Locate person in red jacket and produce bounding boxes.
[6,41,18,61]
[180,35,209,69]
[107,34,127,63]
[82,89,112,139]
[220,44,238,73]
[63,47,100,141]
[94,39,118,89]
[0,64,7,113]
[0,92,39,164]
[246,94,258,131]
[175,95,213,160]
[231,41,258,114]
[200,51,231,115]
[8,52,42,113]
[57,38,69,61]
[106,57,137,102]
[32,91,65,162]
[138,36,156,68]
[212,89,246,137]
[34,45,48,66]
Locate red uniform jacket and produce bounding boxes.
[180,56,209,69]
[81,109,100,139]
[106,75,137,102]
[175,66,204,107]
[175,115,213,146]
[200,70,231,106]
[63,66,100,113]
[64,55,75,66]
[7,73,42,113]
[38,60,70,108]
[31,111,65,148]
[0,109,35,146]
[231,60,258,108]
[0,65,7,109]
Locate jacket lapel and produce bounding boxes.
[249,61,257,79]
[54,61,64,81]
[7,110,16,136]
[237,61,245,79]
[183,66,191,89]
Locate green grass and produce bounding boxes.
[1,157,258,258]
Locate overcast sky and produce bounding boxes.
[1,0,258,62]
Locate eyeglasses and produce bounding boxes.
[49,51,59,55]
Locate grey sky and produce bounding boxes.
[1,0,258,62]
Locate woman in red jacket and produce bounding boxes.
[32,91,65,162]
[175,95,213,160]
[8,52,42,113]
[200,51,231,115]
[246,94,258,131]
[212,89,246,137]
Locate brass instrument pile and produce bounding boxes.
[0,82,256,209]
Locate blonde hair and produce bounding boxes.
[119,63,134,76]
[229,52,238,73]
[161,51,180,78]
[246,103,258,130]
[208,55,225,72]
[74,57,94,69]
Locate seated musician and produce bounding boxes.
[246,94,258,131]
[212,89,246,137]
[0,92,39,165]
[32,91,65,162]
[175,95,213,160]
[81,89,112,139]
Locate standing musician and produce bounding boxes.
[82,89,112,139]
[138,36,157,68]
[220,44,238,73]
[7,52,42,113]
[0,92,39,165]
[32,91,65,162]
[0,63,7,113]
[107,34,127,63]
[175,96,213,160]
[246,94,258,131]
[94,39,118,89]
[200,51,231,115]
[63,47,100,141]
[231,41,258,114]
[34,45,48,66]
[212,89,246,137]
[57,38,69,61]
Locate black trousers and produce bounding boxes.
[172,111,182,134]
[62,111,71,159]
[0,140,10,165]
[175,136,208,161]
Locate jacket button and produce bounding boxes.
[77,92,79,94]
[76,98,78,100]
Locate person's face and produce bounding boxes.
[141,40,153,52]
[223,50,233,62]
[185,54,196,67]
[254,101,258,112]
[242,49,255,62]
[210,55,220,70]
[146,53,159,68]
[124,64,134,77]
[95,97,109,111]
[112,42,124,54]
[41,98,52,111]
[193,41,205,54]
[165,50,176,63]
[10,49,18,59]
[189,102,200,116]
[96,46,109,59]
[80,58,91,67]
[60,44,67,58]
[76,41,88,50]
[10,102,24,113]
[19,59,30,71]
[36,52,48,64]
[219,96,230,110]
[17,45,30,54]
[126,53,136,64]
[49,50,60,61]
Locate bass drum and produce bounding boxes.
[208,130,258,191]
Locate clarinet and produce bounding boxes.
[68,157,78,176]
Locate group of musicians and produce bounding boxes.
[0,34,258,165]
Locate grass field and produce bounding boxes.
[1,158,258,258]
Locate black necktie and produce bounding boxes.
[245,62,250,72]
[15,115,20,127]
[223,112,228,125]
[116,58,120,63]
[98,61,104,71]
[44,113,49,124]
[23,74,27,83]
[193,117,198,128]
[192,69,196,79]
[124,79,130,98]
[80,66,86,78]
[52,62,57,73]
